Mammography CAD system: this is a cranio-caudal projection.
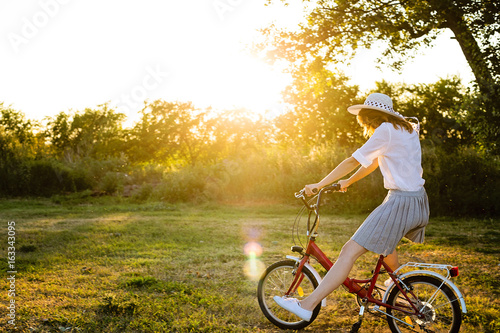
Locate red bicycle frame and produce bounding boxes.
[286,237,421,316]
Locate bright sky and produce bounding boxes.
[0,0,473,125]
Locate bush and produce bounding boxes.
[152,165,209,203]
[0,134,498,216]
[131,183,154,202]
[0,159,92,197]
[128,163,165,185]
[100,171,127,194]
[28,159,68,196]
[423,147,500,216]
[0,156,30,197]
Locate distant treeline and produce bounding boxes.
[1,77,499,216]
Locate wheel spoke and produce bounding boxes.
[385,276,461,333]
[258,260,320,330]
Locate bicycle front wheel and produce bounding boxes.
[257,260,321,330]
[386,275,462,333]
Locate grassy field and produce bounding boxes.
[0,197,498,332]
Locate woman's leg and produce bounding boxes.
[299,240,367,311]
[384,249,399,271]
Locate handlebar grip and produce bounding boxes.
[324,183,341,192]
[312,188,318,194]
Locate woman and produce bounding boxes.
[273,93,429,321]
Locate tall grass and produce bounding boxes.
[2,143,499,217]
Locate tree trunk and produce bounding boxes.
[438,1,496,95]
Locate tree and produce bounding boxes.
[128,101,274,166]
[0,105,40,195]
[275,59,361,146]
[0,104,38,158]
[46,104,126,160]
[372,78,472,148]
[263,0,500,152]
[264,0,498,88]
[128,100,207,166]
[206,108,274,158]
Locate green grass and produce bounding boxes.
[0,197,498,332]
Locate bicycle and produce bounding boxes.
[257,184,467,332]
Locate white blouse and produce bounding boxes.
[352,122,425,191]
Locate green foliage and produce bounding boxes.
[263,0,500,155]
[45,104,126,160]
[263,0,499,94]
[127,102,274,166]
[100,171,127,195]
[26,159,89,196]
[383,78,472,148]
[0,76,499,216]
[278,59,362,146]
[423,147,500,216]
[458,83,500,154]
[126,100,199,164]
[152,165,209,203]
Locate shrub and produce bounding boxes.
[131,183,154,202]
[28,159,75,196]
[0,157,30,196]
[423,146,500,216]
[152,165,209,203]
[99,171,127,194]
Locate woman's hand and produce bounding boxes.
[337,179,350,192]
[304,183,321,196]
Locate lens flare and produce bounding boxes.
[244,241,263,257]
[243,241,265,281]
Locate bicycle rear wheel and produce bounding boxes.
[257,260,321,330]
[386,275,461,333]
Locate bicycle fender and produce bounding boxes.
[382,270,467,313]
[286,255,327,307]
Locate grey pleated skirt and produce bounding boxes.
[351,188,429,256]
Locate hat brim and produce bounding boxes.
[347,105,404,120]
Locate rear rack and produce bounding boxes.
[395,262,459,279]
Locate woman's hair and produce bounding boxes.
[356,109,414,137]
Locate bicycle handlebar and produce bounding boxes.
[294,183,343,210]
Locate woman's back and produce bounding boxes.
[352,122,424,191]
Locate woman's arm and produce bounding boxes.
[338,158,379,189]
[304,156,360,196]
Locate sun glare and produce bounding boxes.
[191,54,290,118]
[0,1,474,124]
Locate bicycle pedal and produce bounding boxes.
[349,320,363,333]
[358,304,366,316]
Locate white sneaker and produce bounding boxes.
[273,296,312,321]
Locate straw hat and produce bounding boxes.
[348,93,404,120]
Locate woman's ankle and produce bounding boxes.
[299,300,316,312]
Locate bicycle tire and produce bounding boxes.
[386,275,462,333]
[257,260,321,330]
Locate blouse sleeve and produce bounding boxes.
[352,123,391,168]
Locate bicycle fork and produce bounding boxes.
[285,254,328,307]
